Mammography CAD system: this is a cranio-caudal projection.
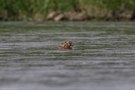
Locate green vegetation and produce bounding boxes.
[0,0,135,21]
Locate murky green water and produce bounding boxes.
[0,22,135,90]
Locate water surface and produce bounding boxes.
[0,22,135,90]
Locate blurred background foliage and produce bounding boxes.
[0,0,135,21]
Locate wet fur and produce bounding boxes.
[58,40,73,49]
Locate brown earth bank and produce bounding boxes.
[0,10,135,21]
[46,10,135,21]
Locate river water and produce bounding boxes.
[0,22,135,90]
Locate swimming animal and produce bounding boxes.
[58,40,73,49]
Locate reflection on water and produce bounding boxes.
[0,22,135,90]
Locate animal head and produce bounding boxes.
[59,40,73,49]
[64,40,73,46]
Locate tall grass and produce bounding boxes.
[79,0,135,10]
[0,0,135,21]
[0,0,76,20]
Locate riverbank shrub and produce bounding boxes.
[0,0,135,21]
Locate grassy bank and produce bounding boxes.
[0,0,135,21]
